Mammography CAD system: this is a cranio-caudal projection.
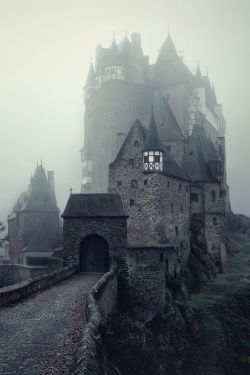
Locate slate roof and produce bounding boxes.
[62,194,128,218]
[142,110,164,152]
[153,91,185,141]
[183,121,220,182]
[162,147,189,181]
[156,34,179,63]
[12,164,58,214]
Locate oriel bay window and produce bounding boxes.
[143,151,163,172]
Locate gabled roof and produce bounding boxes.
[142,110,164,152]
[62,194,128,218]
[183,121,220,182]
[112,119,147,164]
[156,34,179,64]
[85,61,95,86]
[153,90,185,141]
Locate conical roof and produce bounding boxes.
[142,110,164,152]
[156,33,178,64]
[195,64,204,88]
[85,61,95,86]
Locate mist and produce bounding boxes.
[0,0,249,223]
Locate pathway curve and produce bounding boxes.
[0,273,101,375]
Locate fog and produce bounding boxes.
[0,0,249,224]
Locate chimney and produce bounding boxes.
[131,33,141,49]
[47,171,55,194]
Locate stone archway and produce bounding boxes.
[79,234,110,273]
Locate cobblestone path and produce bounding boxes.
[0,273,101,375]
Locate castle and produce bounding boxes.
[8,164,61,266]
[61,32,229,320]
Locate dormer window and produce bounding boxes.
[143,151,163,172]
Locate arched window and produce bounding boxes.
[134,140,139,148]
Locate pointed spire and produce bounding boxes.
[156,33,178,64]
[85,61,95,86]
[195,63,204,87]
[142,108,164,152]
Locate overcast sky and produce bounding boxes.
[0,0,249,223]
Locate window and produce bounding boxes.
[213,217,217,226]
[167,181,170,188]
[117,181,122,187]
[129,159,134,167]
[159,253,164,262]
[175,226,179,236]
[186,186,188,192]
[191,193,198,202]
[130,199,135,206]
[171,203,174,213]
[144,179,148,186]
[134,140,139,148]
[211,190,216,202]
[181,205,183,212]
[131,180,137,188]
[179,184,182,191]
[189,150,193,155]
[166,145,171,152]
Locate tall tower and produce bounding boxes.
[81,33,228,210]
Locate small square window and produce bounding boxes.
[144,179,148,186]
[117,181,122,187]
[144,156,149,163]
[130,199,135,206]
[155,155,160,162]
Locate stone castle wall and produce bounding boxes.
[63,217,127,267]
[109,125,190,272]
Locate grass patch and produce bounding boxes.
[191,235,250,307]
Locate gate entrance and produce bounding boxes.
[79,234,110,273]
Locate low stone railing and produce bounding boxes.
[0,264,77,307]
[73,266,118,375]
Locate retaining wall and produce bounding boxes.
[0,265,77,307]
[73,266,118,375]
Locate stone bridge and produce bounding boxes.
[0,267,119,375]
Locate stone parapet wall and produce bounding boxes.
[73,266,118,375]
[0,265,77,307]
[0,264,47,288]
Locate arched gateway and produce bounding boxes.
[62,193,128,273]
[79,234,110,273]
